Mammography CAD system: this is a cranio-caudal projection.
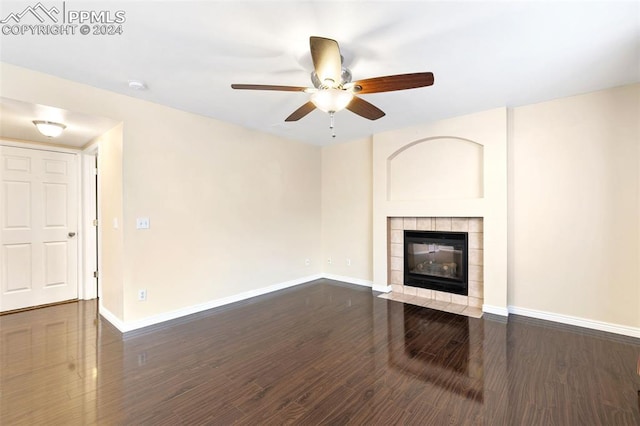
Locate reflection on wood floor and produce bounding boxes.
[1,279,639,424]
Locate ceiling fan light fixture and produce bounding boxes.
[311,88,353,113]
[32,120,66,138]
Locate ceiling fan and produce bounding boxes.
[231,36,434,137]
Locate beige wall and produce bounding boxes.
[1,63,321,324]
[363,85,638,330]
[510,84,639,328]
[120,105,321,321]
[96,124,124,318]
[372,108,509,308]
[321,137,373,282]
[389,137,484,201]
[3,61,637,332]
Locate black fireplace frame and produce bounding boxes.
[404,230,469,296]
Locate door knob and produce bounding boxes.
[68,232,76,238]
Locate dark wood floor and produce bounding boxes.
[1,279,639,425]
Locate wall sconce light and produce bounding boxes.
[33,120,66,138]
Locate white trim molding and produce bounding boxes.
[322,273,373,288]
[372,284,392,293]
[98,304,126,331]
[100,274,322,333]
[508,305,640,339]
[99,277,639,340]
[482,304,509,317]
[80,152,98,301]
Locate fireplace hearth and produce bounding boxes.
[404,230,468,296]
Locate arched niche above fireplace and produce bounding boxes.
[387,137,484,201]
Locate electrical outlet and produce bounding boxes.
[346,258,351,266]
[136,217,150,229]
[137,289,147,301]
[137,352,147,366]
[305,258,311,266]
[327,257,332,264]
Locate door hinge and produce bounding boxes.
[93,271,99,278]
[92,219,98,226]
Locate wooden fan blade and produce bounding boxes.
[351,72,434,94]
[310,36,342,87]
[231,84,308,92]
[285,101,316,122]
[346,96,385,120]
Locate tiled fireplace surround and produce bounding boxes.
[387,216,484,315]
[373,108,508,317]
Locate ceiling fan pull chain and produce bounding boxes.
[329,111,336,138]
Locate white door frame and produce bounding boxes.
[80,149,98,300]
[0,139,97,303]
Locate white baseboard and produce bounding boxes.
[99,274,639,340]
[98,304,126,331]
[322,273,373,288]
[482,304,509,317]
[372,284,392,293]
[99,274,323,333]
[508,305,640,339]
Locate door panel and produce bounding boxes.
[4,244,31,291]
[0,145,78,311]
[44,241,67,286]
[5,181,30,228]
[44,183,68,227]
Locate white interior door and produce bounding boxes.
[0,145,78,311]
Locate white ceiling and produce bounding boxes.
[0,1,638,146]
[0,97,119,148]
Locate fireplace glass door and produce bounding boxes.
[404,231,468,295]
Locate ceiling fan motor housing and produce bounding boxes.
[311,67,352,89]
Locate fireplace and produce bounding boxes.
[404,230,468,296]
